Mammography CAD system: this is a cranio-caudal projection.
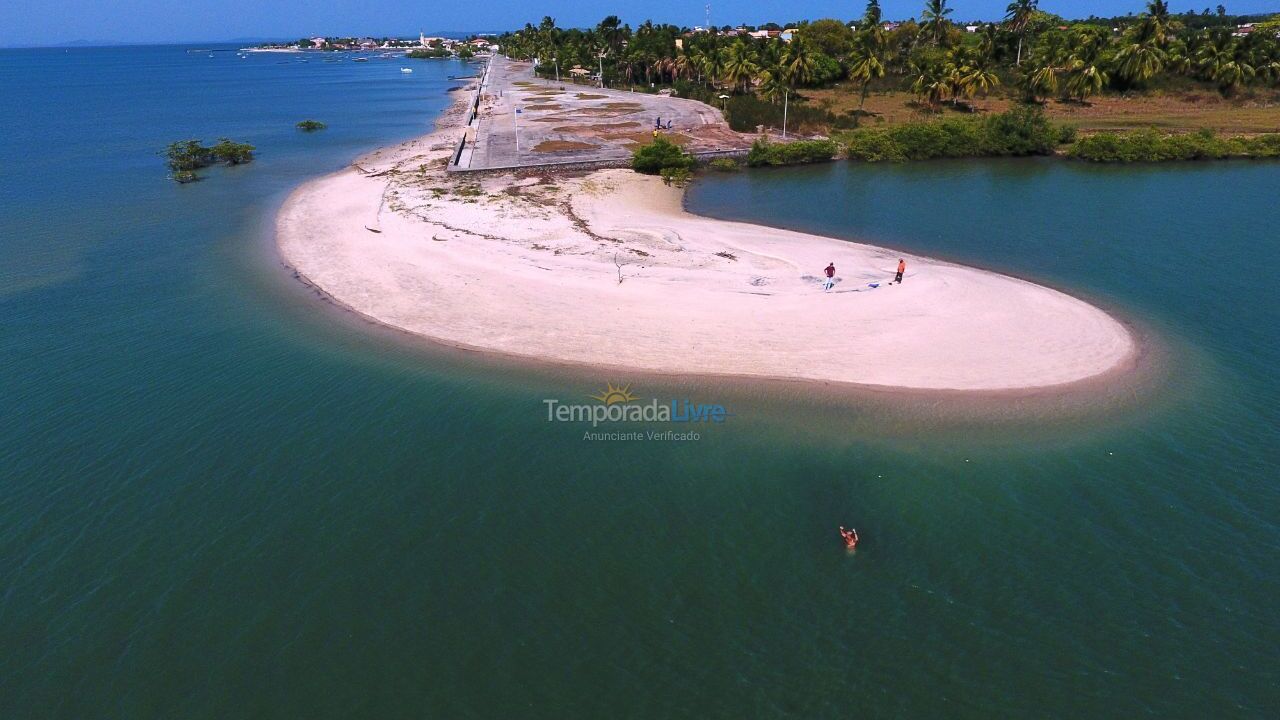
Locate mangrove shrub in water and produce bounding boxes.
[163,138,255,182]
[1068,129,1280,162]
[209,139,255,165]
[836,106,1063,162]
[746,138,838,167]
[296,119,327,131]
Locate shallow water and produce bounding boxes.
[2,47,1278,718]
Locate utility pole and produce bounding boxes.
[554,57,560,83]
[782,90,789,139]
[599,53,605,88]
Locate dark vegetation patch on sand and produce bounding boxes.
[552,121,642,134]
[619,132,693,147]
[532,140,599,153]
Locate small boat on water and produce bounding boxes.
[400,67,413,73]
[353,57,369,62]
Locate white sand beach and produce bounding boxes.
[276,85,1135,392]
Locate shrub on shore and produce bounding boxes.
[1068,129,1280,162]
[296,119,327,131]
[708,157,741,171]
[836,106,1062,163]
[746,138,838,167]
[660,167,692,186]
[632,136,696,174]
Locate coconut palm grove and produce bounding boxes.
[496,1,1280,158]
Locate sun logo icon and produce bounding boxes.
[590,383,638,405]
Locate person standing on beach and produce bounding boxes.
[895,259,906,284]
[824,263,836,291]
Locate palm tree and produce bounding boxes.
[1064,54,1107,102]
[1165,38,1195,76]
[757,67,788,103]
[720,41,758,93]
[1005,0,1038,65]
[863,0,883,27]
[1065,29,1109,102]
[673,51,695,82]
[1023,62,1059,103]
[1198,32,1256,96]
[699,48,722,88]
[1147,1,1172,45]
[781,37,817,87]
[849,35,887,116]
[910,61,951,109]
[596,16,625,55]
[1114,21,1166,86]
[922,0,953,46]
[960,48,1002,105]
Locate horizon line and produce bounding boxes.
[4,8,1276,49]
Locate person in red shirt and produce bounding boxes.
[823,262,836,291]
[839,526,859,548]
[894,259,906,284]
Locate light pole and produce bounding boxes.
[598,53,605,88]
[782,89,789,140]
[554,57,560,83]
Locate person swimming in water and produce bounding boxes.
[839,526,859,548]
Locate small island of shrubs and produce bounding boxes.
[164,138,255,183]
[296,120,327,132]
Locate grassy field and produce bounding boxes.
[802,86,1280,135]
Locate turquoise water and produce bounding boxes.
[2,47,1278,718]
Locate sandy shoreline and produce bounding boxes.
[276,79,1137,393]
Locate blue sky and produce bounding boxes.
[2,1,1276,47]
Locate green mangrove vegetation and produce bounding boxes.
[163,138,256,183]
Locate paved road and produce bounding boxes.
[460,55,748,171]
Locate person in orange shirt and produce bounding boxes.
[894,258,906,284]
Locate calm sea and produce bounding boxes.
[1,45,1277,719]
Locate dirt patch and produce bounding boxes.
[576,93,608,100]
[603,102,644,111]
[524,104,562,111]
[532,140,599,153]
[804,86,1280,134]
[575,108,641,118]
[552,121,643,134]
[616,132,693,146]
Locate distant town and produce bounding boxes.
[249,33,499,57]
